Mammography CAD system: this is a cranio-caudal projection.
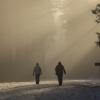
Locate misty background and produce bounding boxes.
[0,0,100,82]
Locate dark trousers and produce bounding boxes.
[57,74,63,86]
[35,74,40,84]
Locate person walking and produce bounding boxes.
[33,63,42,84]
[55,62,66,86]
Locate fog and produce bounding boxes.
[0,0,100,82]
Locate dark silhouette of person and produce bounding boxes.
[55,62,66,86]
[33,63,42,84]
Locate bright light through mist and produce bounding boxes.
[0,0,100,82]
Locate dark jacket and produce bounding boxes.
[33,65,41,75]
[55,63,66,76]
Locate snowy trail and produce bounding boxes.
[0,80,100,100]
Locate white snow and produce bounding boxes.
[0,80,100,100]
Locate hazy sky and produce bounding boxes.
[0,0,100,82]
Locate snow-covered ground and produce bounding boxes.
[0,80,100,100]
